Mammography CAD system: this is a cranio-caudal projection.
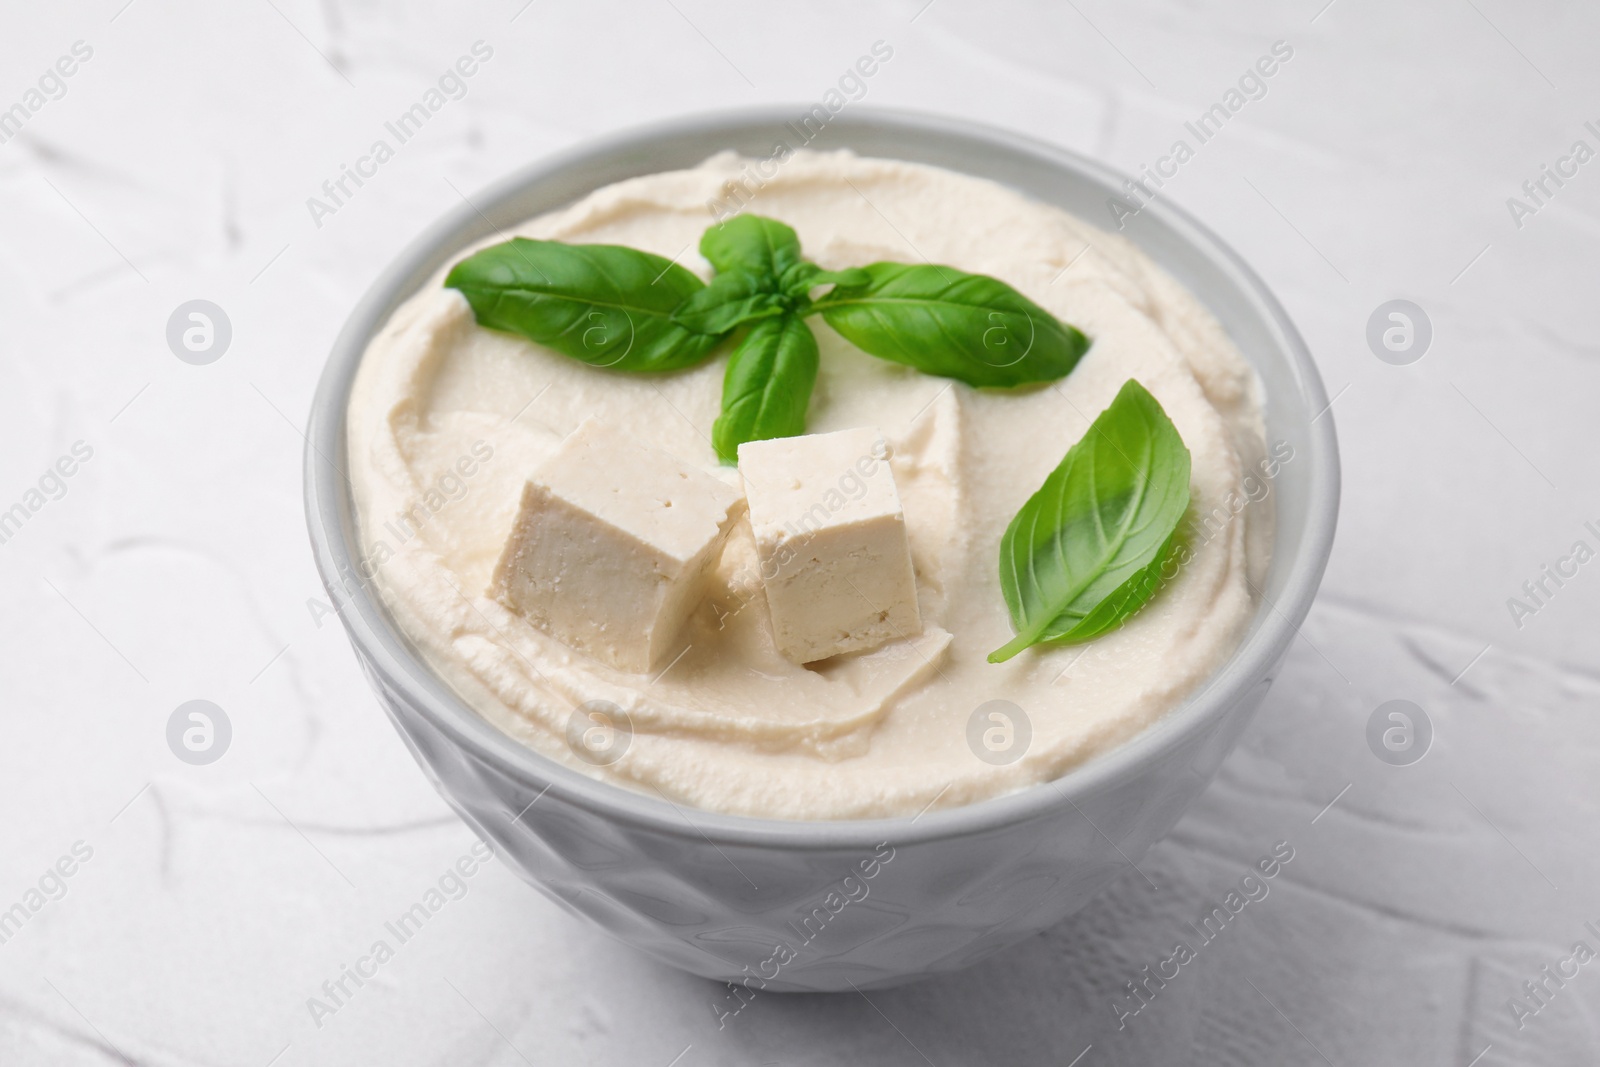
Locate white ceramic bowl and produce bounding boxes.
[304,108,1339,992]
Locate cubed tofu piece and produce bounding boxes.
[738,427,922,663]
[491,419,743,673]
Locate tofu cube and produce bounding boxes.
[738,427,922,663]
[491,420,743,673]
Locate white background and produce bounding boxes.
[2,1,1598,1063]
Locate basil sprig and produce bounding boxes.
[669,215,868,341]
[989,379,1191,663]
[444,213,1092,460]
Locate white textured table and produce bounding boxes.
[3,1,1596,1063]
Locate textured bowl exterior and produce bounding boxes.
[359,643,1276,992]
[305,108,1339,993]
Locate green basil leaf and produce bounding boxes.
[1060,528,1183,643]
[779,261,871,303]
[700,214,804,282]
[712,314,820,465]
[672,269,787,334]
[989,379,1191,663]
[444,238,723,371]
[814,262,1091,387]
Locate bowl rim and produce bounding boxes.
[304,105,1340,851]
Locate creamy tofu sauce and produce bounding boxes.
[345,150,1271,820]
